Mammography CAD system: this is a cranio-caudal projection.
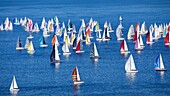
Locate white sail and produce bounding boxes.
[94,43,99,57]
[10,76,18,90]
[139,35,144,46]
[125,54,138,72]
[76,67,81,81]
[30,41,34,51]
[24,37,29,49]
[55,45,60,61]
[62,43,70,53]
[124,40,128,51]
[40,17,46,29]
[159,54,165,69]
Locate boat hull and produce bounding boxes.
[155,68,167,71]
[27,50,35,55]
[40,44,48,48]
[76,50,84,53]
[16,47,24,50]
[63,52,71,55]
[126,70,138,73]
[74,81,84,85]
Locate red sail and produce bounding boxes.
[164,32,169,44]
[76,40,81,51]
[133,32,137,42]
[120,40,124,51]
[72,67,77,82]
[146,32,150,42]
[168,26,170,32]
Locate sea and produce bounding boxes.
[0,0,170,96]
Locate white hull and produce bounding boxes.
[96,38,102,41]
[16,47,24,50]
[165,43,170,46]
[76,50,84,53]
[117,38,124,41]
[40,44,48,48]
[74,81,84,85]
[102,38,110,41]
[126,70,138,73]
[43,34,50,38]
[135,48,143,51]
[27,36,34,39]
[121,51,130,54]
[108,30,114,32]
[63,52,71,55]
[146,42,154,44]
[27,50,35,55]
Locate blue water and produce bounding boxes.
[1,0,170,95]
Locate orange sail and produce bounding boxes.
[72,67,77,82]
[51,35,56,46]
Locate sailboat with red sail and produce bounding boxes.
[120,40,130,54]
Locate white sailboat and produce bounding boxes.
[72,66,84,85]
[16,36,24,50]
[14,17,20,25]
[139,35,145,48]
[27,41,35,55]
[24,37,29,49]
[32,22,40,32]
[43,26,50,38]
[127,25,135,40]
[116,25,124,40]
[125,54,138,73]
[90,43,100,59]
[134,37,143,51]
[10,76,19,95]
[108,22,114,32]
[62,42,71,55]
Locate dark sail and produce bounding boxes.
[50,45,55,63]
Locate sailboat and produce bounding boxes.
[72,66,84,85]
[164,32,170,46]
[108,22,114,32]
[127,25,135,40]
[75,39,84,53]
[155,54,167,71]
[50,44,61,63]
[24,37,29,49]
[90,43,100,59]
[125,54,138,73]
[120,40,130,54]
[116,25,124,40]
[146,31,154,44]
[27,41,35,55]
[96,30,102,41]
[13,17,20,25]
[139,35,145,48]
[134,37,143,51]
[62,42,71,55]
[10,76,19,94]
[39,36,48,48]
[16,36,24,50]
